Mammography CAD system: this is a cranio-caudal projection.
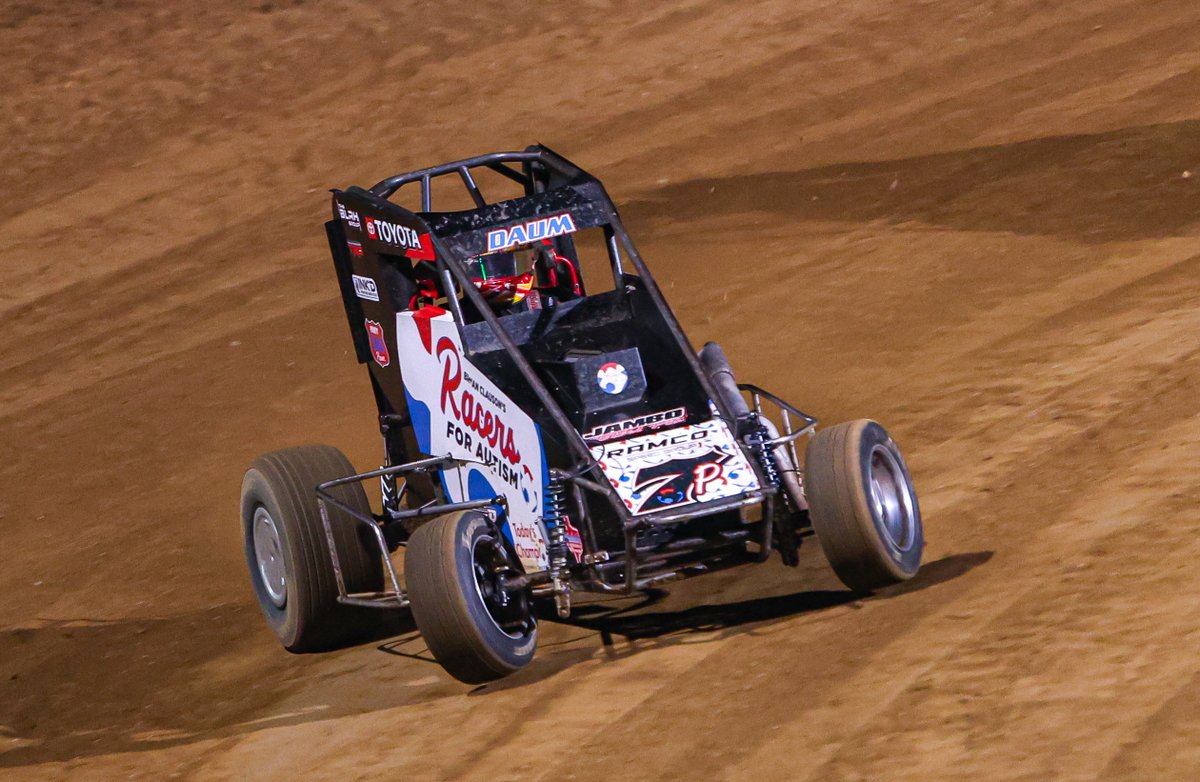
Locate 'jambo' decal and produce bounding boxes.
[582,407,687,443]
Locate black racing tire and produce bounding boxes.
[804,420,923,592]
[405,510,537,684]
[241,444,384,652]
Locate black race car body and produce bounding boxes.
[323,145,810,601]
[241,145,922,682]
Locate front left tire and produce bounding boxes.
[405,510,537,684]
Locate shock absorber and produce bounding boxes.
[743,419,781,488]
[379,420,401,515]
[542,479,572,618]
[745,416,804,566]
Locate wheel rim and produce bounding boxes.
[253,506,287,608]
[470,534,533,639]
[867,444,917,553]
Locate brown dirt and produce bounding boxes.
[2,1,1200,779]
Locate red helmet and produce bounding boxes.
[471,250,534,306]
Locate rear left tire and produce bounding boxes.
[241,444,384,651]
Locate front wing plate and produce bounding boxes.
[590,417,759,515]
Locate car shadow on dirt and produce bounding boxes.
[466,550,993,692]
[554,550,990,641]
[0,553,988,766]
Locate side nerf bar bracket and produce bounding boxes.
[314,455,505,610]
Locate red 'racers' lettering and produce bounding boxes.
[436,337,521,465]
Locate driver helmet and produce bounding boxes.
[471,249,535,307]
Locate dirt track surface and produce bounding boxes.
[3,1,1200,779]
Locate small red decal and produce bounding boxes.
[365,319,389,367]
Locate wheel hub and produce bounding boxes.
[253,506,287,608]
[867,444,916,553]
[471,534,534,638]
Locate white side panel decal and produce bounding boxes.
[395,310,548,570]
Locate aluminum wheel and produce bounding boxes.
[253,505,287,608]
[868,444,917,552]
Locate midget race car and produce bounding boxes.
[240,146,923,683]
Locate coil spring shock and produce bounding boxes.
[744,420,781,487]
[543,479,572,618]
[544,481,569,567]
[744,417,803,565]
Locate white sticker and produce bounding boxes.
[597,362,629,395]
[395,310,548,570]
[352,274,380,302]
[591,418,760,515]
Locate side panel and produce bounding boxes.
[590,415,759,515]
[325,218,371,364]
[395,309,549,571]
[330,188,440,422]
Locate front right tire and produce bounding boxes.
[804,420,923,591]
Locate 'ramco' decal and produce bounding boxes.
[365,319,389,367]
[591,418,759,515]
[352,274,379,302]
[582,407,686,443]
[486,213,576,253]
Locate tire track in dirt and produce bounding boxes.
[810,9,1200,153]
[791,412,1200,781]
[981,52,1200,144]
[0,218,333,420]
[588,0,1188,175]
[518,308,1200,781]
[482,234,1200,781]
[753,273,1200,779]
[578,311,1190,782]
[1101,668,1200,779]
